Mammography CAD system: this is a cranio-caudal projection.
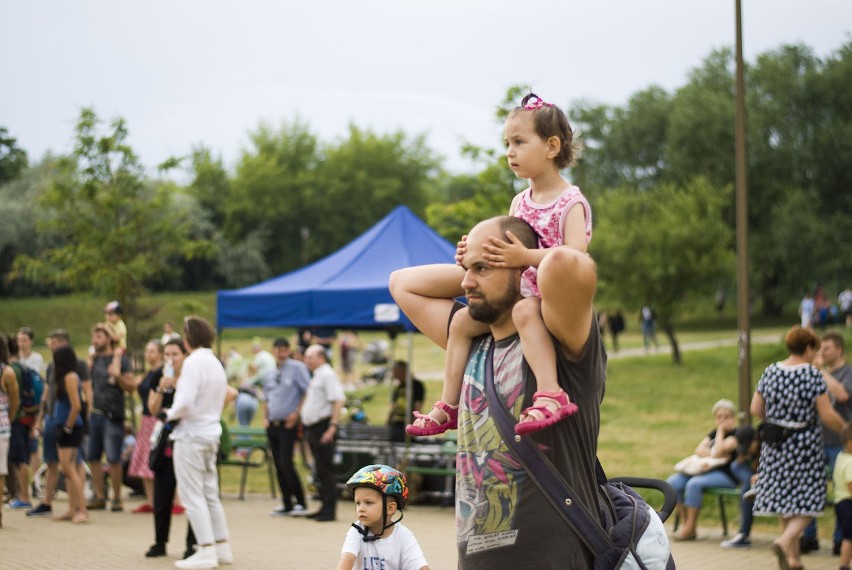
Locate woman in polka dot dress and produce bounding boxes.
[751,325,847,570]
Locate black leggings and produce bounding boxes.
[153,456,196,549]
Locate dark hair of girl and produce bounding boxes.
[507,92,579,169]
[164,338,187,355]
[53,345,78,399]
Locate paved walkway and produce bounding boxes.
[1,494,845,569]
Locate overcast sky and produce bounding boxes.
[2,1,850,175]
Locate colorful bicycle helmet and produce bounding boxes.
[346,464,409,509]
[346,464,409,541]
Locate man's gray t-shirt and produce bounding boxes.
[456,319,606,569]
[91,354,131,420]
[263,358,310,421]
[823,363,852,447]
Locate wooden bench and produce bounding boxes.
[217,426,276,500]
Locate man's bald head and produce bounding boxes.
[468,216,538,251]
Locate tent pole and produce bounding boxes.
[216,328,222,359]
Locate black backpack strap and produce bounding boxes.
[482,341,613,556]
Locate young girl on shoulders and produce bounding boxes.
[406,93,592,437]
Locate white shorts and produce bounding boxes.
[0,436,9,475]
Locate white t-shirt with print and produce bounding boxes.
[341,521,427,570]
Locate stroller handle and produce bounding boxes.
[609,476,678,523]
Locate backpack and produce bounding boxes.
[483,343,676,569]
[10,362,45,423]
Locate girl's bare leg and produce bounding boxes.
[410,308,488,429]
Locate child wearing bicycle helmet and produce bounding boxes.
[337,464,429,570]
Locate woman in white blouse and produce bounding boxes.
[165,317,231,570]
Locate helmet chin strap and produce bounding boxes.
[353,496,405,542]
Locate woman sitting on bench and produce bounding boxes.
[668,399,740,541]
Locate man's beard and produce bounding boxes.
[467,280,518,324]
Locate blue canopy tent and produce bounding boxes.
[217,206,455,439]
[216,205,455,333]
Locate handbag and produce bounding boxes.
[758,420,807,447]
[481,342,675,569]
[673,454,728,476]
[148,420,174,471]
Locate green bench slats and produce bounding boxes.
[218,426,276,500]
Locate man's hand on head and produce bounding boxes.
[455,235,468,266]
[482,231,529,268]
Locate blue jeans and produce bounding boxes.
[667,470,737,509]
[730,460,755,536]
[235,393,258,427]
[86,413,123,464]
[802,445,841,542]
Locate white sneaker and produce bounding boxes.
[720,533,751,549]
[175,545,219,569]
[288,505,312,517]
[215,542,233,565]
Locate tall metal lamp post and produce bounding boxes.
[734,0,752,424]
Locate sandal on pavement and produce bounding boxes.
[515,390,578,436]
[771,542,791,570]
[405,401,459,436]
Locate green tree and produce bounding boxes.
[0,127,28,185]
[187,145,231,228]
[591,178,734,364]
[573,42,852,315]
[309,125,439,254]
[225,119,318,274]
[426,158,515,243]
[12,108,214,353]
[0,156,66,295]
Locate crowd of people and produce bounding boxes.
[0,307,368,568]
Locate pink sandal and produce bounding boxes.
[514,389,578,436]
[405,401,459,436]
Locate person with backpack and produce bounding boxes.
[390,215,657,568]
[5,334,44,510]
[0,334,21,528]
[16,327,45,374]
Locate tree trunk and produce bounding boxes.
[662,321,682,365]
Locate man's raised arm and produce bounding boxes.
[388,264,465,350]
[537,247,597,359]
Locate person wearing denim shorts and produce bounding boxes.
[86,323,133,512]
[27,329,92,518]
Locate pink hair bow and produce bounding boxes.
[523,96,554,110]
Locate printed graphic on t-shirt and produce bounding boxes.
[456,337,527,553]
